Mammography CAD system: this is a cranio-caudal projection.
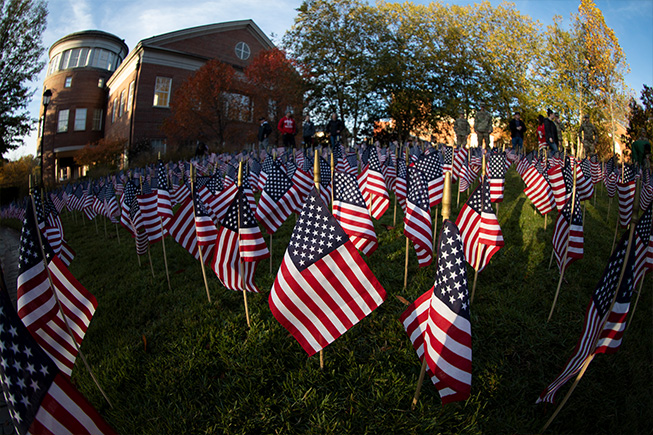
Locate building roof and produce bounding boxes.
[141,19,274,51]
[49,30,128,58]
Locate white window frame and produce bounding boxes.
[235,42,251,60]
[153,77,172,107]
[64,76,72,88]
[92,109,103,131]
[57,109,69,132]
[74,108,87,131]
[119,89,126,117]
[127,81,135,113]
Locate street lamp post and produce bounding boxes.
[41,89,52,188]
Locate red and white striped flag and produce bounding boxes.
[538,232,636,404]
[333,172,378,256]
[0,288,116,435]
[522,165,554,215]
[400,220,472,404]
[456,180,504,272]
[552,195,584,274]
[359,147,390,220]
[415,152,444,208]
[617,166,637,227]
[17,201,97,377]
[269,188,386,356]
[404,166,433,267]
[212,186,269,292]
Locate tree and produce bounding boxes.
[74,137,125,170]
[163,59,236,149]
[0,0,47,156]
[283,0,382,140]
[0,154,37,197]
[244,48,304,145]
[623,85,653,144]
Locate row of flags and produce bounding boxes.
[1,143,651,434]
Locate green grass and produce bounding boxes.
[8,169,653,434]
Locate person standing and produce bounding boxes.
[631,129,651,167]
[278,112,297,148]
[302,115,315,149]
[454,111,471,148]
[537,115,547,153]
[326,113,345,148]
[544,109,559,154]
[258,117,272,149]
[578,114,598,158]
[508,112,526,154]
[473,104,492,149]
[554,112,565,151]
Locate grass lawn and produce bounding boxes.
[7,168,652,434]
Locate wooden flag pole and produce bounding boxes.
[28,181,113,408]
[94,214,99,234]
[470,148,487,304]
[403,146,411,290]
[411,171,452,410]
[139,176,156,278]
[625,278,645,333]
[190,165,212,304]
[610,158,626,253]
[115,223,121,244]
[432,206,439,253]
[541,222,636,433]
[159,216,172,291]
[548,159,578,322]
[237,161,251,327]
[313,149,325,369]
[269,150,276,275]
[103,214,108,237]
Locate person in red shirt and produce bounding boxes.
[278,112,297,148]
[537,114,547,154]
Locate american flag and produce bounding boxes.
[268,188,386,356]
[415,152,444,208]
[633,202,653,285]
[455,180,504,272]
[452,147,467,182]
[103,182,120,223]
[17,201,97,377]
[458,158,473,193]
[289,165,313,214]
[137,181,163,244]
[0,288,116,435]
[441,146,454,173]
[317,155,332,207]
[167,197,213,264]
[333,172,378,256]
[547,163,567,212]
[82,183,97,221]
[345,151,358,175]
[171,181,191,206]
[41,194,75,267]
[359,147,389,220]
[537,231,636,404]
[617,164,637,227]
[249,158,262,191]
[640,170,653,211]
[576,159,594,202]
[605,171,618,198]
[212,186,269,292]
[487,152,506,203]
[516,152,534,177]
[120,179,142,237]
[522,165,554,215]
[400,220,471,404]
[154,159,173,226]
[552,195,584,274]
[395,155,408,211]
[404,166,433,267]
[193,184,218,247]
[590,155,603,184]
[255,160,297,234]
[258,155,274,190]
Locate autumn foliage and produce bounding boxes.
[75,138,125,169]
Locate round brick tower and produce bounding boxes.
[40,30,128,183]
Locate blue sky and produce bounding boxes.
[7,0,652,160]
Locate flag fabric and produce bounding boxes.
[547,164,567,212]
[400,220,471,404]
[167,197,213,264]
[359,147,390,220]
[456,180,504,272]
[171,181,191,206]
[154,159,173,225]
[212,186,269,292]
[394,156,408,211]
[590,155,603,184]
[487,152,506,203]
[452,147,467,182]
[17,201,97,377]
[633,202,653,285]
[552,195,584,273]
[415,152,444,208]
[120,179,142,236]
[268,188,386,356]
[255,160,296,234]
[537,231,636,404]
[404,166,433,267]
[441,147,454,174]
[576,159,594,202]
[522,165,555,215]
[617,165,637,228]
[137,181,164,244]
[192,184,218,248]
[332,172,378,256]
[0,287,116,435]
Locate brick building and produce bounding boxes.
[39,20,275,183]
